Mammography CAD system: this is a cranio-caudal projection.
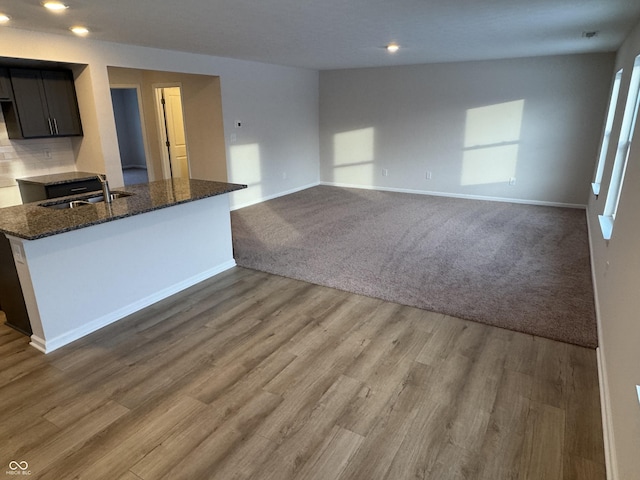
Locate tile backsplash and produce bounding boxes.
[0,108,76,207]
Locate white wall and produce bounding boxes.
[0,28,320,209]
[222,61,320,208]
[587,19,640,480]
[320,54,615,206]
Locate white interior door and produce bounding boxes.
[156,86,190,179]
[164,87,189,178]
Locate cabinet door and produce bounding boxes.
[41,70,83,136]
[0,68,12,101]
[8,68,51,138]
[0,235,32,335]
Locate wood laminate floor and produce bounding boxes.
[0,267,605,479]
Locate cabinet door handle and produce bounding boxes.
[47,118,54,135]
[53,118,59,135]
[70,187,88,192]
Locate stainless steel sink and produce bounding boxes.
[85,192,132,203]
[39,192,133,209]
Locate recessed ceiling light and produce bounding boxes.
[0,14,10,23]
[386,43,400,53]
[43,2,69,11]
[70,26,89,36]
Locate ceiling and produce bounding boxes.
[3,0,640,70]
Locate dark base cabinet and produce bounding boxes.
[0,68,12,101]
[18,177,102,203]
[0,235,31,335]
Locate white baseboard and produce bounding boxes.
[29,335,47,354]
[231,182,320,210]
[231,181,587,210]
[319,181,587,209]
[597,347,618,480]
[30,260,237,354]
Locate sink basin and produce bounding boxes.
[39,191,133,209]
[85,192,132,203]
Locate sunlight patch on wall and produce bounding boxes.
[461,145,519,186]
[229,143,262,198]
[332,127,375,184]
[461,100,524,186]
[334,127,374,166]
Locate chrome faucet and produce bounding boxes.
[97,174,112,203]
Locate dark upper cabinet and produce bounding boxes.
[1,68,83,139]
[6,69,49,138]
[40,70,83,136]
[0,68,11,101]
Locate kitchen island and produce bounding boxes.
[0,178,246,353]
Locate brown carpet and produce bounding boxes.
[231,186,597,348]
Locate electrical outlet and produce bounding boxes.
[426,171,432,180]
[382,168,389,177]
[10,240,24,264]
[230,134,237,143]
[44,149,51,159]
[509,177,517,186]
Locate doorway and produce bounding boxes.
[110,87,150,185]
[107,67,228,183]
[155,86,190,179]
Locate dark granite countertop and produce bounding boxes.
[16,171,102,185]
[0,178,246,240]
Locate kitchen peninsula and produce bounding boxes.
[0,178,246,353]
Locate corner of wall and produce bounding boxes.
[586,206,618,480]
